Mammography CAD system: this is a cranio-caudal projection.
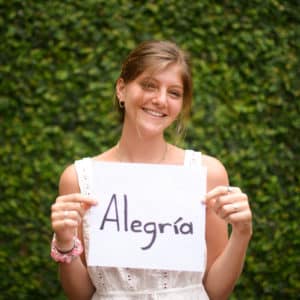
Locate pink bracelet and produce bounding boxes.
[51,236,83,263]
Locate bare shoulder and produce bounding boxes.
[58,164,80,195]
[202,154,229,191]
[202,154,227,175]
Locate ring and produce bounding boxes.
[227,186,233,193]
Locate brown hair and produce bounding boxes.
[115,40,193,133]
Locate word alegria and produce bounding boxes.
[99,194,193,250]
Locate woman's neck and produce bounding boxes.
[115,134,168,164]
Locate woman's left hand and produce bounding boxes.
[205,186,252,236]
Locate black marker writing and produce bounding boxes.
[99,194,193,250]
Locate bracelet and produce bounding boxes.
[55,239,75,254]
[51,236,83,263]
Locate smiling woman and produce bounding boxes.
[115,41,192,129]
[50,40,252,300]
[116,63,184,141]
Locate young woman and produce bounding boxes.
[51,40,252,300]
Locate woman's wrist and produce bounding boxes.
[55,240,75,254]
[231,225,252,242]
[53,234,75,252]
[51,235,83,263]
[54,240,75,253]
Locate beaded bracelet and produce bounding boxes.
[51,236,83,263]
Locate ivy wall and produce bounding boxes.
[1,0,299,299]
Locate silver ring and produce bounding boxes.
[227,186,233,193]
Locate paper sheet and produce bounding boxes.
[87,161,207,272]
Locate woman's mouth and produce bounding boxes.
[142,108,166,118]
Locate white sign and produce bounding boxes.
[87,161,207,272]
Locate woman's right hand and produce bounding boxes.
[51,194,97,251]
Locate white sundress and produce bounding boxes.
[74,150,209,300]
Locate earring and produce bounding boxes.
[119,101,125,109]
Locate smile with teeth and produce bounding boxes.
[143,108,166,118]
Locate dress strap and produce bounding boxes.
[74,157,92,197]
[184,150,202,167]
[74,157,93,262]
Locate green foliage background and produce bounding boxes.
[1,0,299,299]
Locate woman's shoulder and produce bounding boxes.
[201,153,229,189]
[201,154,226,171]
[58,163,80,195]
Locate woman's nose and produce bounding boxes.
[152,90,167,106]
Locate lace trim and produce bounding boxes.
[162,270,169,289]
[118,267,136,291]
[74,157,92,197]
[96,269,106,290]
[94,283,207,296]
[184,150,202,167]
[74,157,92,265]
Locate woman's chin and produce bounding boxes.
[135,122,166,139]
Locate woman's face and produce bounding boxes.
[117,63,184,137]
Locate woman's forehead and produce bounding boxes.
[138,63,184,82]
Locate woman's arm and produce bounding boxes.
[202,156,252,300]
[51,165,97,300]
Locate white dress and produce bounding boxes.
[74,150,209,300]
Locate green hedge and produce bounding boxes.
[1,1,299,299]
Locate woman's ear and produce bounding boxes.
[116,78,126,102]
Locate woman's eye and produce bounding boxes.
[169,91,182,98]
[141,82,156,90]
